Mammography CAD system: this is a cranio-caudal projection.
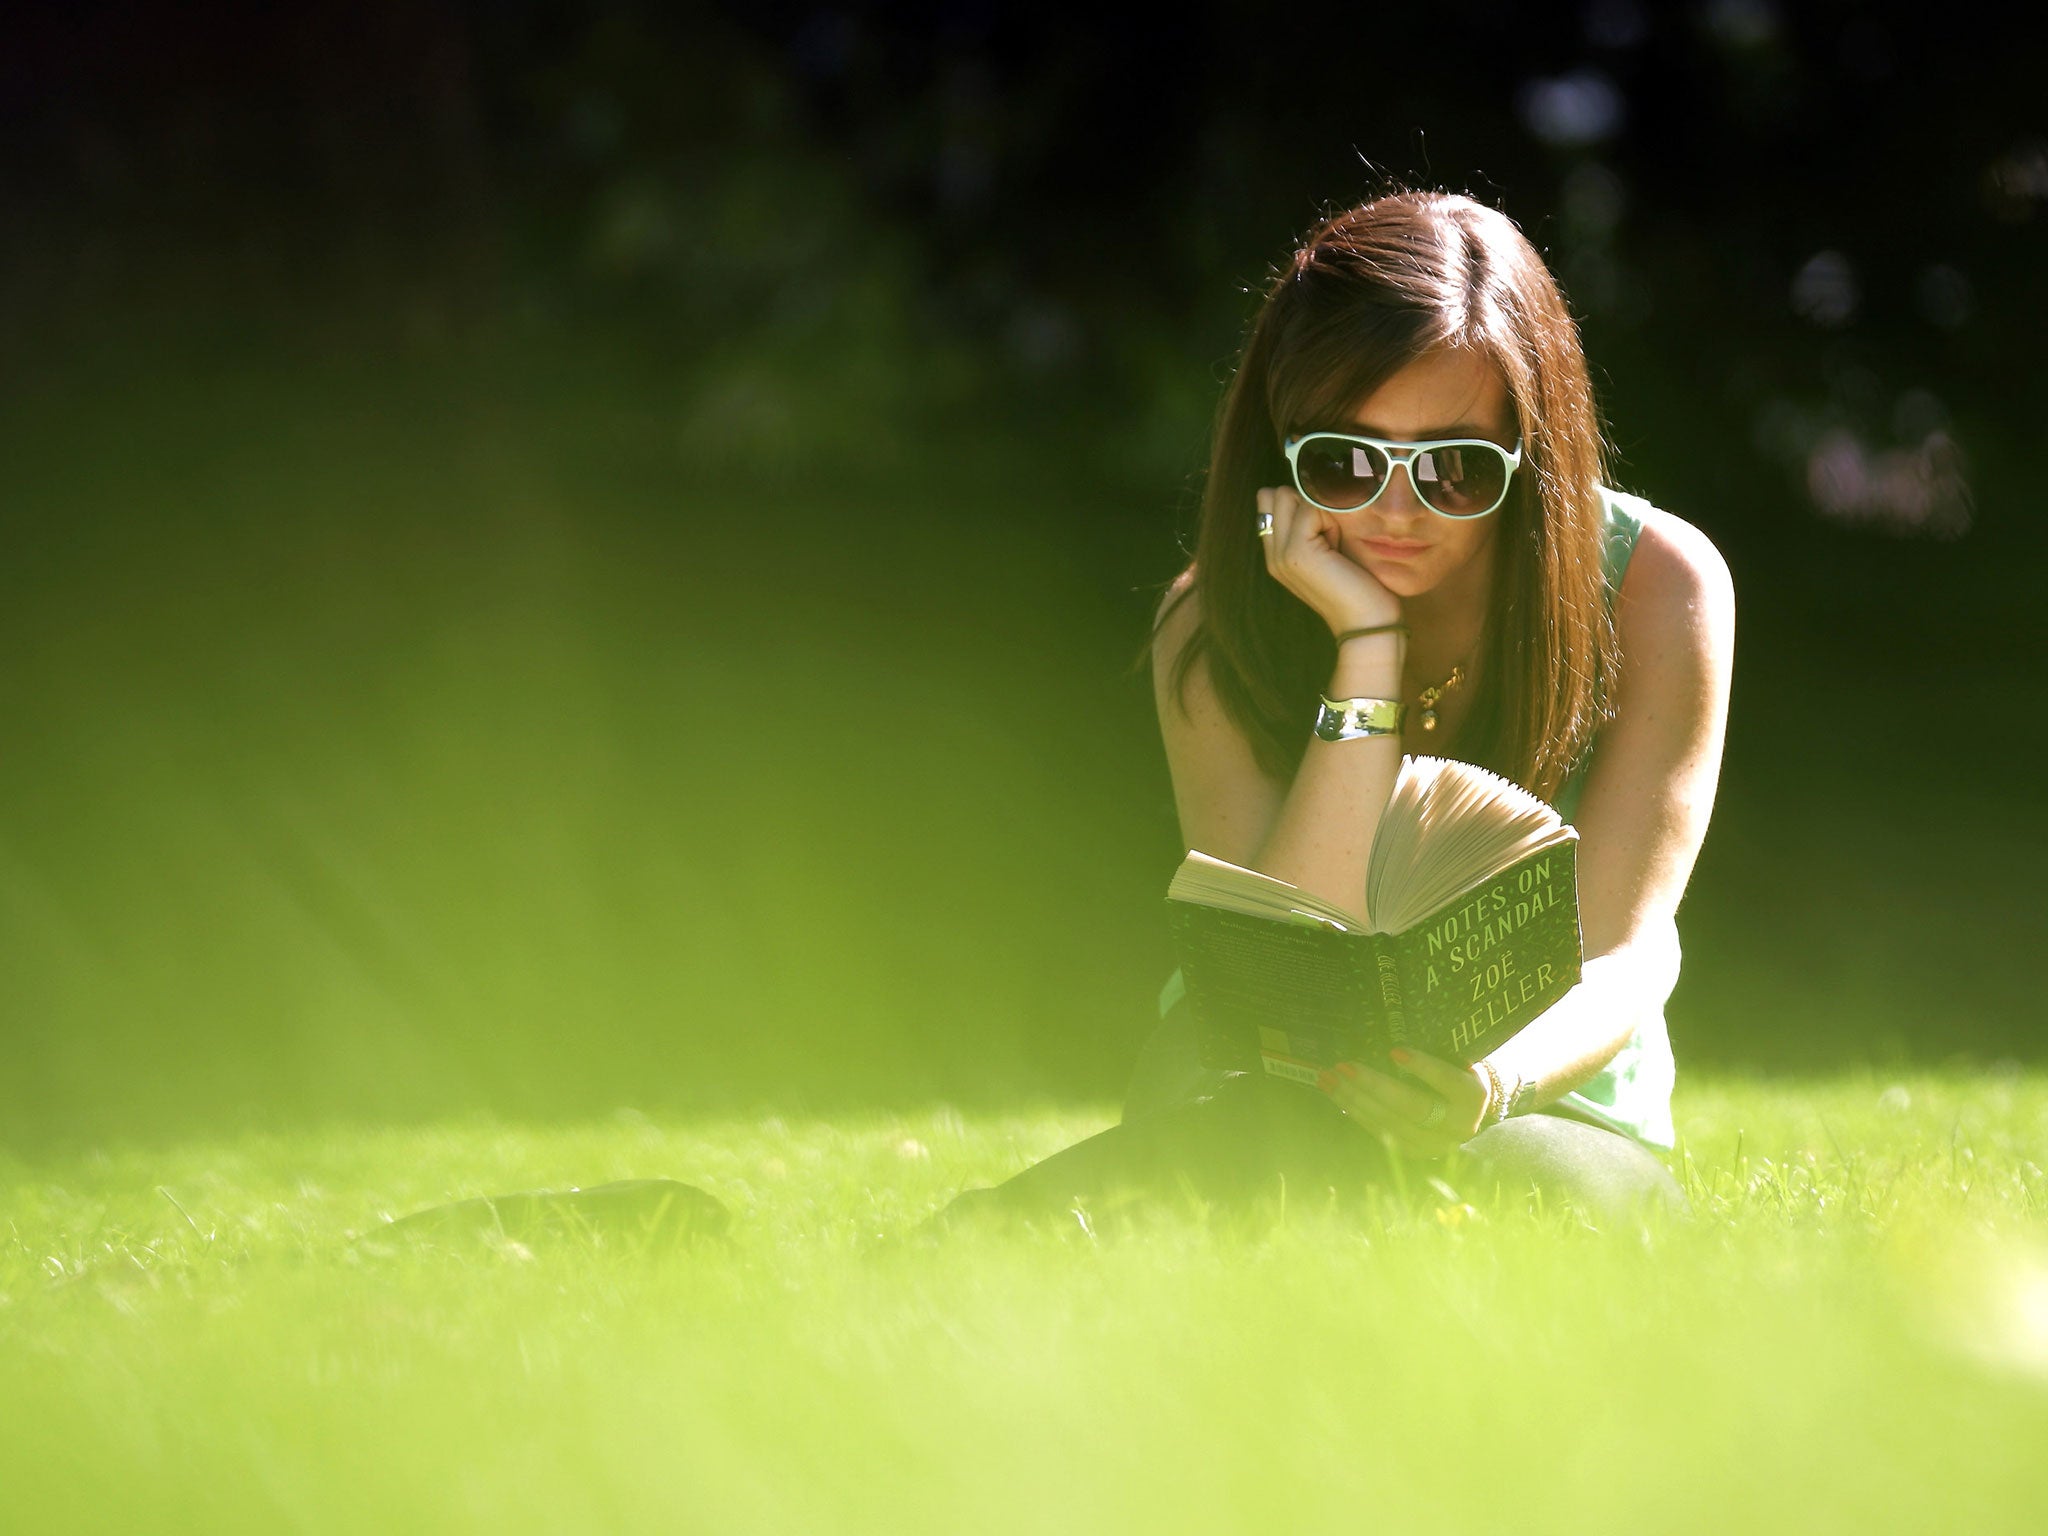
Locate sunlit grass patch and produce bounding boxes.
[3,1072,2045,1534]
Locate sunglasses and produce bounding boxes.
[1283,432,1524,520]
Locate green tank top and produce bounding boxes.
[1155,485,1678,1151]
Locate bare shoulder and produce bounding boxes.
[1146,565,1282,861]
[1153,566,1201,649]
[1150,566,1205,713]
[1617,507,1736,666]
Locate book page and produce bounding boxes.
[1365,757,1577,934]
[1166,850,1366,931]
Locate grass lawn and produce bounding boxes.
[4,1070,2046,1534]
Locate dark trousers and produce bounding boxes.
[941,1008,1688,1229]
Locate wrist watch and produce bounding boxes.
[1504,1073,1535,1118]
[1314,695,1404,742]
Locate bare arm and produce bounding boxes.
[1155,486,1408,920]
[1156,597,1405,917]
[1481,510,1736,1108]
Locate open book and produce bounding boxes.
[1165,756,1582,1085]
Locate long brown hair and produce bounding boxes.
[1154,191,1618,802]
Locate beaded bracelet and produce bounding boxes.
[1476,1060,1509,1130]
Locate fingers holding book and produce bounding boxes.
[1318,1049,1489,1156]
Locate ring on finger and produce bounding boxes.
[1419,1092,1446,1130]
[1256,511,1275,537]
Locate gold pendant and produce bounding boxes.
[1415,662,1463,735]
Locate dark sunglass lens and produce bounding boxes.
[1296,437,1387,509]
[1414,444,1508,516]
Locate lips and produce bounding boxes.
[1361,537,1430,559]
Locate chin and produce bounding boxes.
[1358,561,1435,599]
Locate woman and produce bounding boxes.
[945,190,1734,1227]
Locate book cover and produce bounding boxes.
[1164,757,1583,1083]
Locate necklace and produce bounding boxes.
[1416,663,1466,732]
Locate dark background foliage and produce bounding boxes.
[2,1,2040,1146]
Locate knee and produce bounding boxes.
[1457,1115,1688,1225]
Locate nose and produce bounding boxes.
[1371,456,1432,523]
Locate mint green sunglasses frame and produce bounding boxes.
[1283,432,1525,520]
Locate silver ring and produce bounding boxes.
[1255,511,1275,538]
[1419,1092,1446,1130]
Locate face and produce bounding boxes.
[1318,346,1517,603]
